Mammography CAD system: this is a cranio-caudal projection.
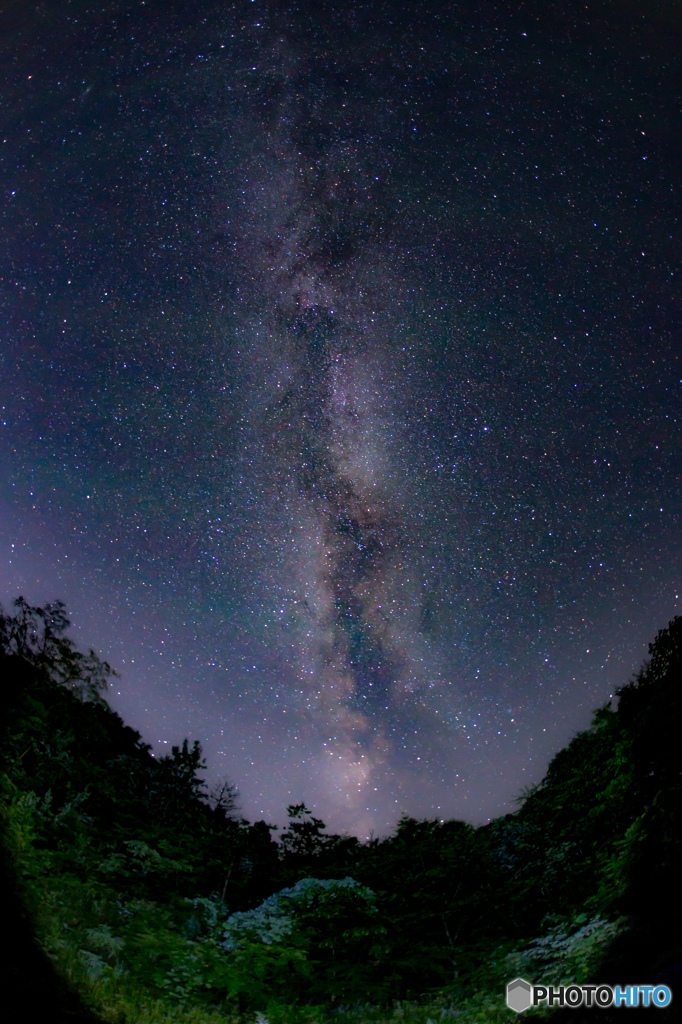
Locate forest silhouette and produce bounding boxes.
[1,597,680,1022]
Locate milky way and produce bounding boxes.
[226,24,443,825]
[1,0,680,835]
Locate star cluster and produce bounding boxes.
[1,0,680,835]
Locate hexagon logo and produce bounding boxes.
[506,977,533,1013]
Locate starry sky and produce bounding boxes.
[1,0,680,837]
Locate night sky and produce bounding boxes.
[1,0,680,837]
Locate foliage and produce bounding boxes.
[221,877,377,948]
[3,600,682,1021]
[504,914,626,986]
[0,596,114,700]
[280,804,334,859]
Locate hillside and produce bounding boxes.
[2,598,680,1022]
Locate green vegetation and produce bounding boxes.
[2,597,681,1021]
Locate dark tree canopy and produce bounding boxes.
[2,601,681,1018]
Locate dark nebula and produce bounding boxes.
[240,28,418,781]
